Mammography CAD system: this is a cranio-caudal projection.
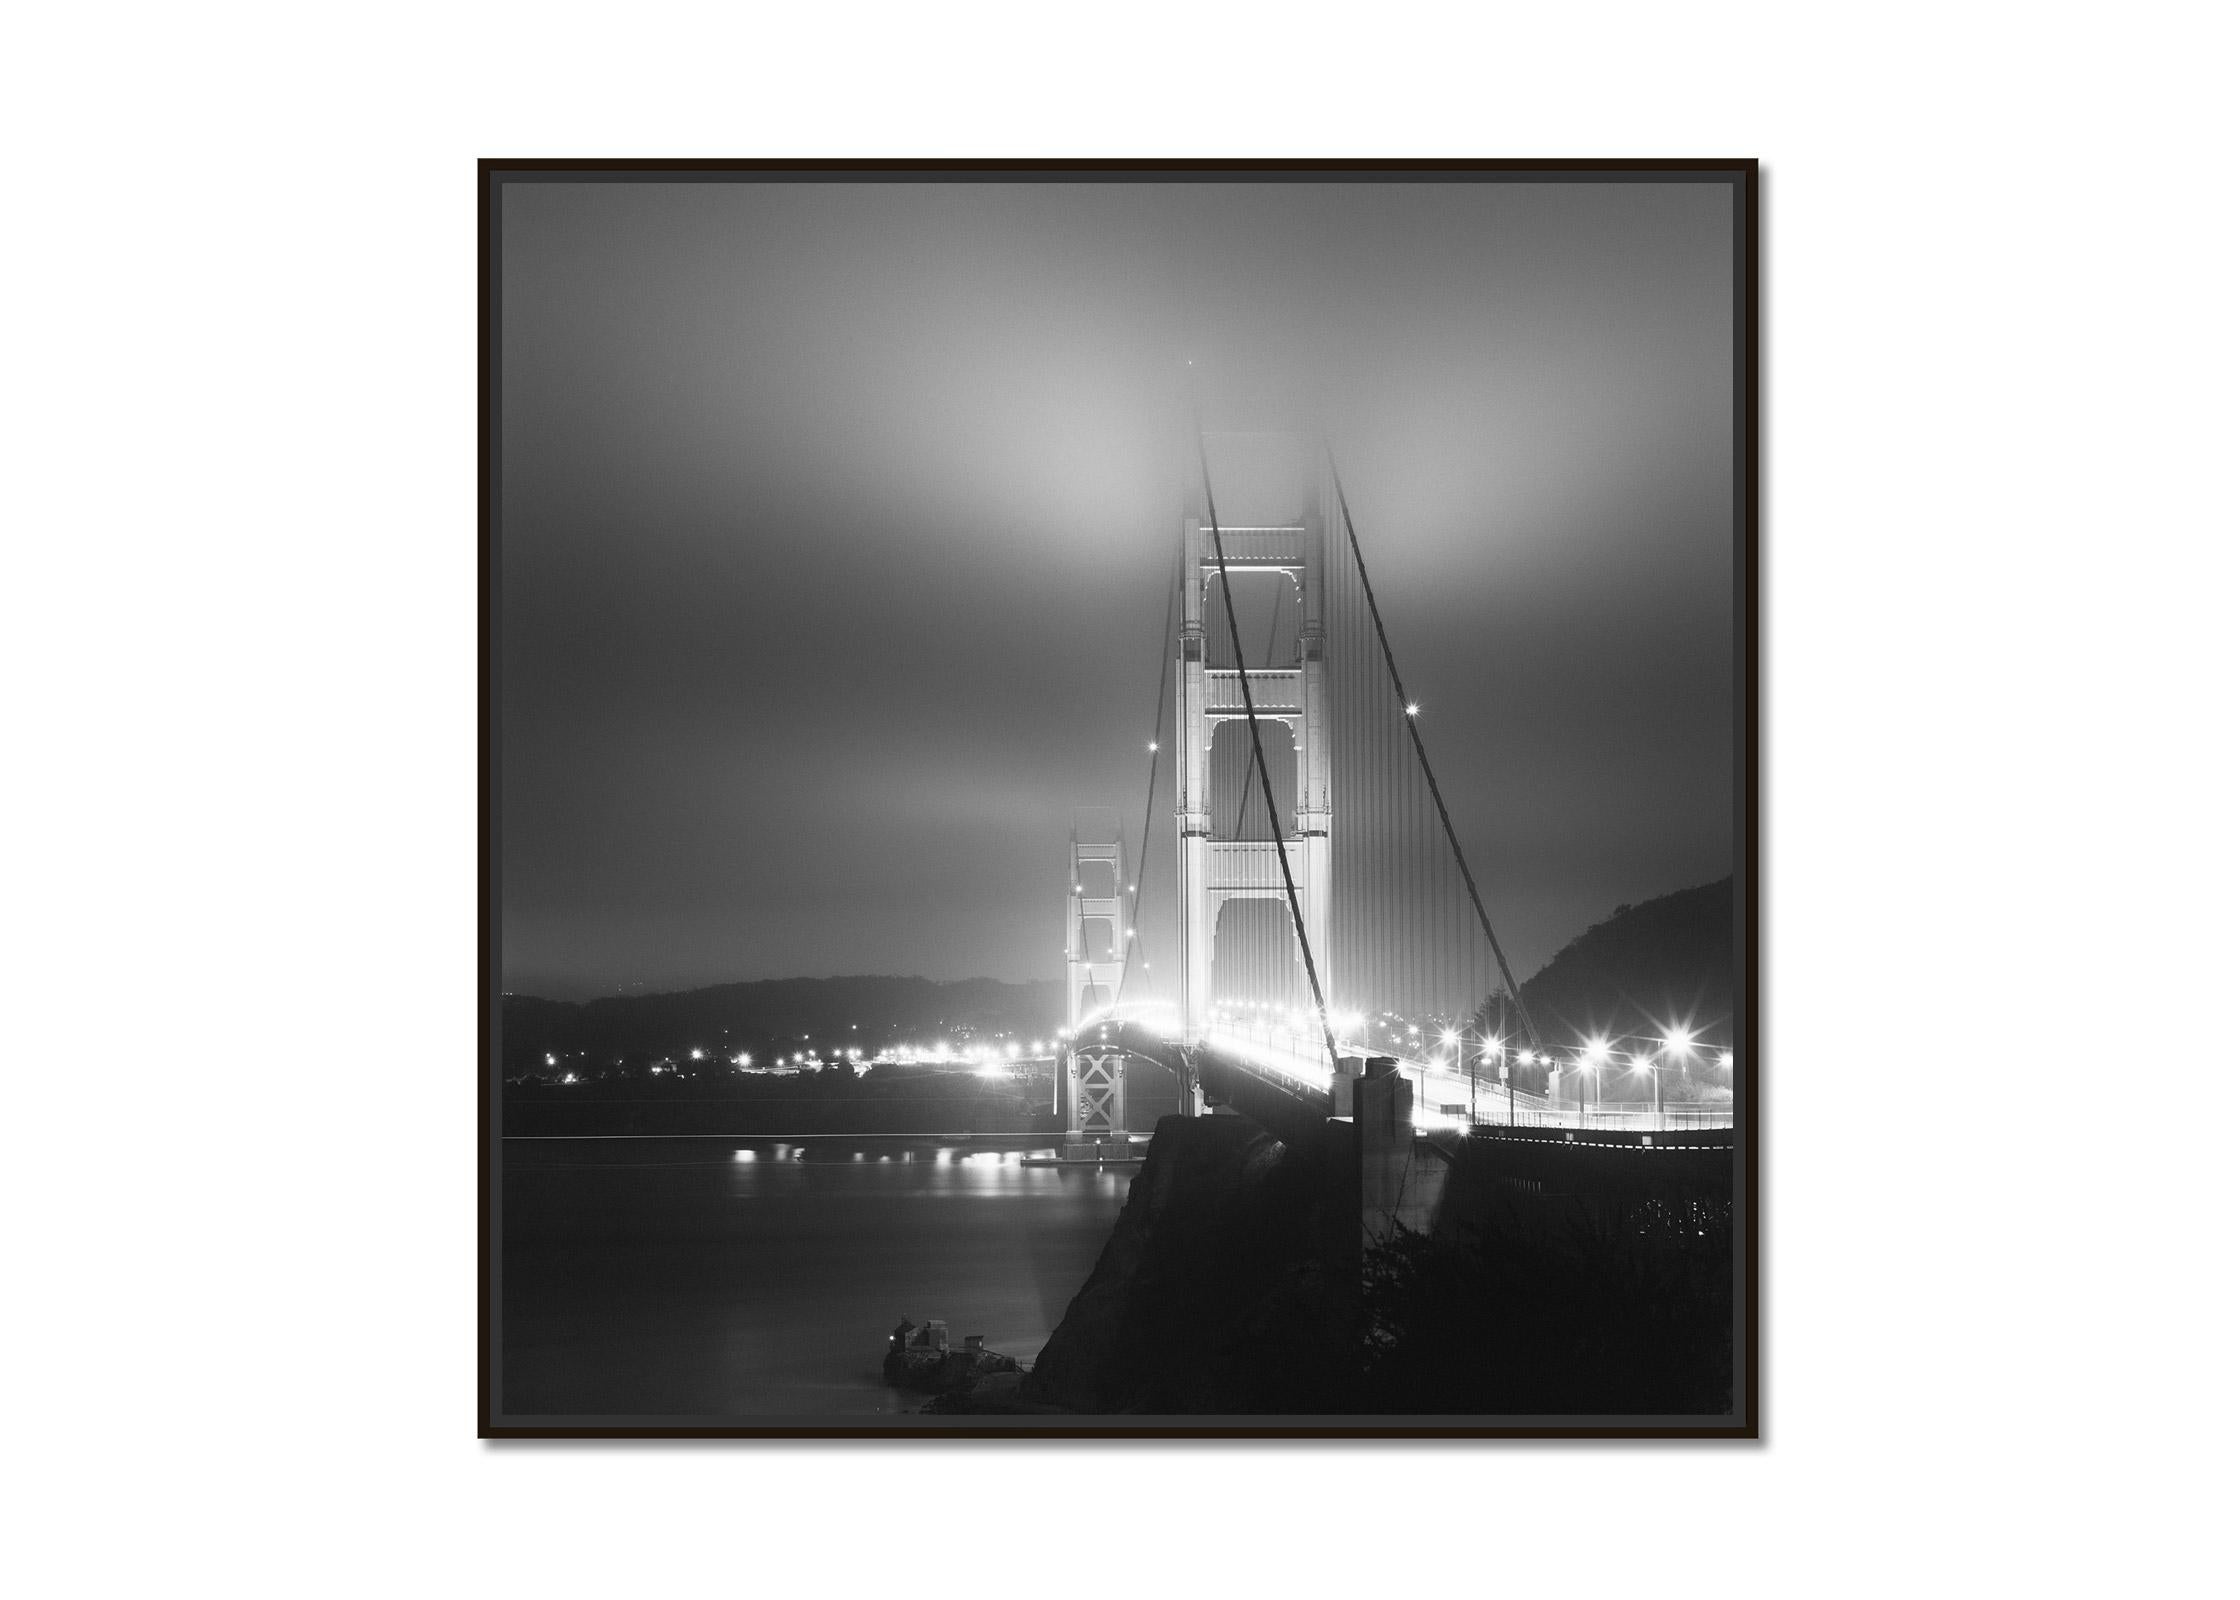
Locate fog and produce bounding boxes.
[498,176,1737,996]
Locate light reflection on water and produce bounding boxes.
[502,1138,1131,1417]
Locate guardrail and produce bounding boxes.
[1469,1106,1734,1132]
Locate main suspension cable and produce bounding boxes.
[1198,428,1341,1078]
[1228,579,1292,842]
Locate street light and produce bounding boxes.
[1583,1037,1611,1116]
[1658,1029,1695,1127]
[1481,1038,1512,1126]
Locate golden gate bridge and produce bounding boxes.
[1054,431,1734,1158]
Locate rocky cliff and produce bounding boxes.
[1018,1113,1360,1415]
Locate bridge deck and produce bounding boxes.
[1084,1013,1732,1139]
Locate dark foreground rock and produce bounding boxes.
[1016,1113,1360,1414]
[930,1109,1735,1417]
[918,1371,1066,1414]
[883,1322,1023,1398]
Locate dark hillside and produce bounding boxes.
[1515,878,1735,1049]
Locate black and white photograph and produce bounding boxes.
[483,162,1756,1433]
[14,3,2240,1590]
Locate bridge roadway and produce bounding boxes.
[1077,1013,1733,1141]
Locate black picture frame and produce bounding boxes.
[479,158,1760,1439]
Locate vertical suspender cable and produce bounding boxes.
[1329,457,1544,1057]
[1114,542,1181,1013]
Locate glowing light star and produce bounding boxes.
[1147,741,1158,753]
[1440,1029,1460,1049]
[1719,1051,1735,1071]
[1632,1054,1652,1072]
[1405,703,1420,717]
[689,1048,704,1060]
[1584,1037,1611,1063]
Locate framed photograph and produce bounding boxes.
[481,159,1758,1437]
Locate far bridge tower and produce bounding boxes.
[1060,815,1131,1151]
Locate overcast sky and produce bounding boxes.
[497,175,1737,999]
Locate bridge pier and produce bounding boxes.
[1064,1047,1128,1143]
[1355,1057,1447,1245]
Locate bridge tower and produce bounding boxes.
[1175,453,1334,1045]
[1061,817,1129,1140]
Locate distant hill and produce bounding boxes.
[1513,878,1736,1051]
[500,974,1065,1075]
